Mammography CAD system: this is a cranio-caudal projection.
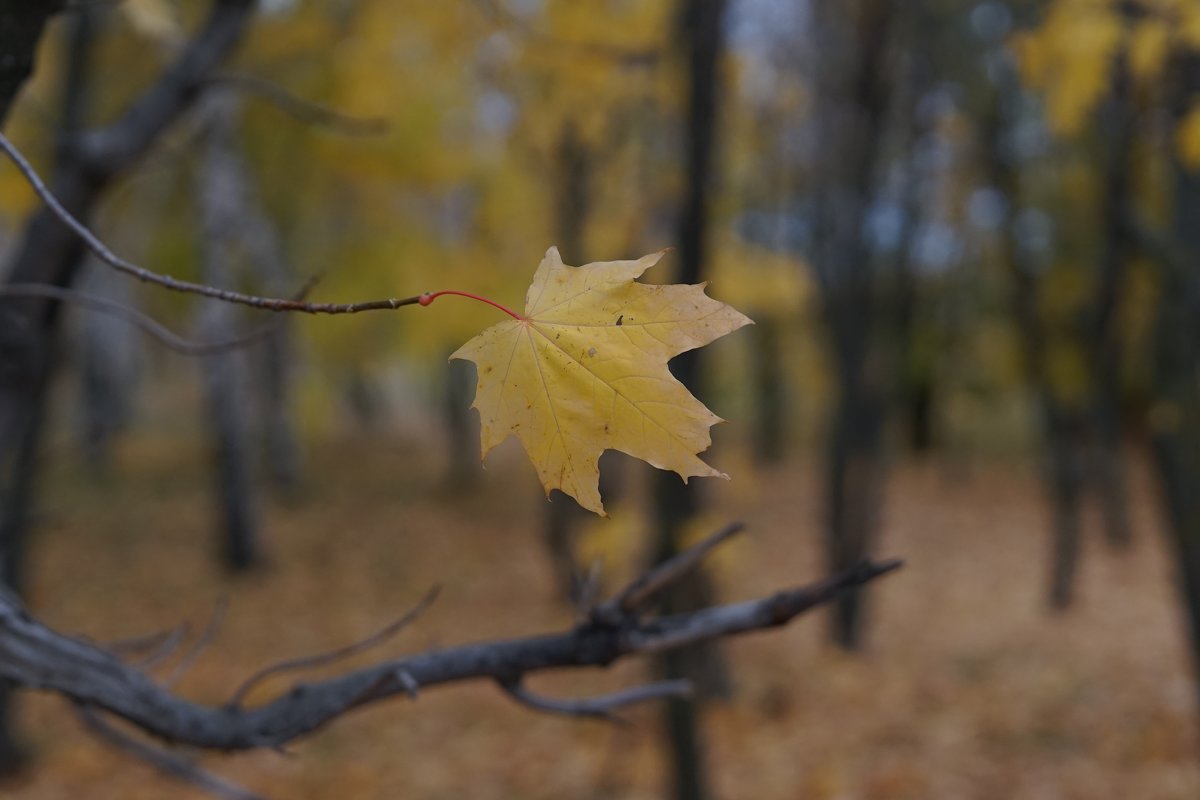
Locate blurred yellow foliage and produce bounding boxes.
[1016,0,1123,137]
[1129,19,1169,82]
[710,237,810,320]
[1176,102,1200,169]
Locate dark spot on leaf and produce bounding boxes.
[616,315,623,326]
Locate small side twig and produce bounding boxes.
[135,624,192,672]
[105,623,189,658]
[0,131,425,315]
[76,705,264,800]
[497,676,691,722]
[164,597,229,689]
[572,558,604,619]
[207,72,389,136]
[0,284,282,356]
[227,586,440,708]
[593,521,745,624]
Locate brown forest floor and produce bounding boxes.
[4,433,1200,800]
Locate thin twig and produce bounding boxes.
[0,284,281,356]
[207,72,389,136]
[135,624,193,672]
[0,131,425,314]
[593,521,745,624]
[165,597,229,689]
[105,624,189,658]
[573,558,604,619]
[76,706,265,800]
[227,586,440,708]
[498,677,691,722]
[0,556,902,751]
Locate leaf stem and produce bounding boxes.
[419,290,524,320]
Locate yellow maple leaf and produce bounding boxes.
[449,247,753,516]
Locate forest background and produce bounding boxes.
[2,0,1200,798]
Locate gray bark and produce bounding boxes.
[1149,49,1200,725]
[0,1,255,766]
[808,0,895,650]
[195,93,265,571]
[0,560,898,751]
[77,263,142,472]
[652,2,729,799]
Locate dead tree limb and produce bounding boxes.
[0,554,901,752]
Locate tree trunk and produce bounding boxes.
[981,56,1091,611]
[542,121,594,604]
[195,93,265,571]
[77,263,142,473]
[1087,50,1136,551]
[809,0,894,650]
[649,2,730,798]
[228,150,302,497]
[443,354,479,490]
[1149,49,1200,720]
[1045,410,1085,610]
[750,318,786,464]
[0,2,65,125]
[0,6,100,770]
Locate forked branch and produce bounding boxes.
[0,538,901,753]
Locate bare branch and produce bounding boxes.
[498,676,691,722]
[227,586,440,708]
[206,72,389,136]
[77,706,264,800]
[0,131,427,315]
[0,284,282,356]
[134,625,192,672]
[104,623,189,659]
[0,553,901,751]
[74,0,256,177]
[593,521,745,624]
[164,597,228,689]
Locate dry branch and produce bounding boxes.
[77,706,263,800]
[0,549,901,752]
[0,132,424,315]
[227,586,440,708]
[0,284,283,356]
[206,72,389,136]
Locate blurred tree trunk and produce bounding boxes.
[986,42,1137,611]
[983,56,1089,611]
[544,120,593,604]
[890,9,934,458]
[0,6,99,771]
[0,2,64,126]
[235,178,301,498]
[194,93,265,571]
[750,318,785,463]
[650,3,730,799]
[1150,49,1200,723]
[809,0,895,650]
[1087,51,1135,551]
[443,354,479,490]
[77,263,142,473]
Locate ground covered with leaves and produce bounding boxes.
[5,433,1199,799]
